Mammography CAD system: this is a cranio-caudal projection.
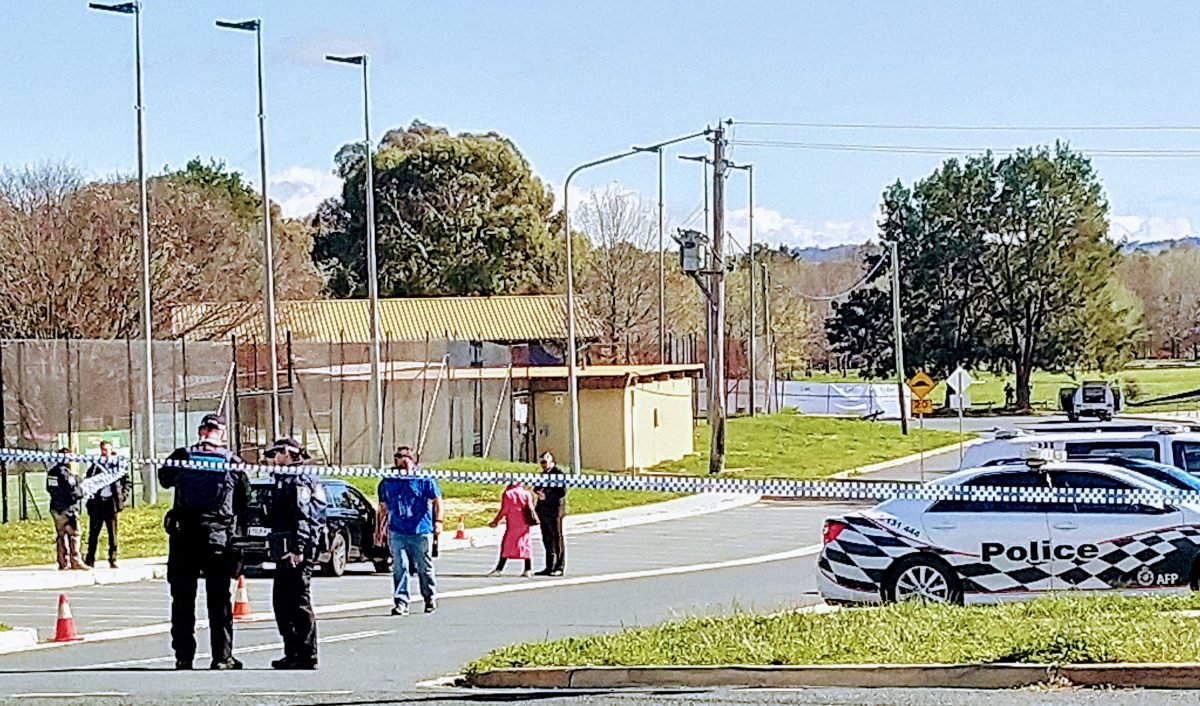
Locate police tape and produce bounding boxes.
[6,446,1200,508]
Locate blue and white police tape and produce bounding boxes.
[4,446,1200,507]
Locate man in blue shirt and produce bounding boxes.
[375,446,441,616]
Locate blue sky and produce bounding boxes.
[5,2,1200,248]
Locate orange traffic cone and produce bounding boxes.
[454,516,466,540]
[232,575,251,620]
[53,594,80,642]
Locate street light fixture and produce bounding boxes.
[216,17,281,441]
[326,53,384,469]
[728,162,756,416]
[90,0,156,501]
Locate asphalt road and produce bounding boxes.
[0,500,847,704]
[0,414,1180,705]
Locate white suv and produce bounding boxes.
[961,426,1200,475]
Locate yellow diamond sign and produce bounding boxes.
[906,371,936,401]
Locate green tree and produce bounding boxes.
[827,162,997,380]
[980,145,1134,408]
[313,121,559,297]
[826,144,1138,410]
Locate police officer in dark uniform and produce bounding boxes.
[46,448,86,570]
[160,414,250,671]
[264,438,326,670]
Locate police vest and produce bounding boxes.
[173,444,237,517]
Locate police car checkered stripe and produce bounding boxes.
[819,515,1200,596]
[5,446,1200,505]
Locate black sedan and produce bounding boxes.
[234,478,390,576]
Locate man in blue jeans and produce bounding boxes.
[375,446,441,616]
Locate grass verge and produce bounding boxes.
[650,411,966,479]
[0,504,168,568]
[464,594,1200,674]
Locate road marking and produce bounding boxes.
[237,691,354,697]
[12,693,129,698]
[75,630,393,670]
[3,544,822,656]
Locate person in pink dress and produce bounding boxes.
[487,481,536,577]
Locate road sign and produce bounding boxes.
[947,366,976,394]
[911,398,934,416]
[906,371,936,400]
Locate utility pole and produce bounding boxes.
[889,241,908,434]
[709,123,727,474]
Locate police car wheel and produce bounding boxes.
[884,556,962,604]
[322,532,349,577]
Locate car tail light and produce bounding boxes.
[823,520,848,545]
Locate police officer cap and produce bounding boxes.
[265,437,311,460]
[200,413,226,430]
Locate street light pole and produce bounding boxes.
[631,146,668,364]
[657,148,666,363]
[729,163,755,416]
[90,0,155,501]
[327,53,383,468]
[217,18,279,441]
[679,153,712,396]
[889,241,909,434]
[564,130,709,473]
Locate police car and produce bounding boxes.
[817,451,1200,605]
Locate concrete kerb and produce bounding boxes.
[463,663,1200,690]
[0,560,167,594]
[0,628,39,655]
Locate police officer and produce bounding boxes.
[46,448,86,570]
[264,438,326,670]
[160,414,250,671]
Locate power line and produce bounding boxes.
[733,120,1200,133]
[729,139,1200,158]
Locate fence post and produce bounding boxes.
[1,339,7,524]
[19,469,27,521]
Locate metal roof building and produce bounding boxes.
[171,294,602,343]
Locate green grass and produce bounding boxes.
[650,411,965,479]
[0,624,9,632]
[465,593,1200,674]
[802,363,1200,411]
[0,504,168,568]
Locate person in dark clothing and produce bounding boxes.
[46,448,86,570]
[264,437,326,670]
[533,451,567,576]
[160,414,250,671]
[84,440,129,569]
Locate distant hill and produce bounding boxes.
[787,243,866,262]
[1120,236,1200,255]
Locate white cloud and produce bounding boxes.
[1109,214,1195,243]
[726,207,877,250]
[270,166,342,219]
[281,30,389,67]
